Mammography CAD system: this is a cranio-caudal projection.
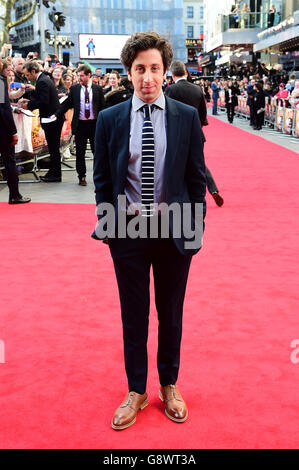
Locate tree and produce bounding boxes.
[0,0,37,48]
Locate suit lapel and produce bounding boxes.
[75,84,81,107]
[115,98,132,193]
[164,96,181,186]
[91,84,97,115]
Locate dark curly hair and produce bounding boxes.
[120,32,173,74]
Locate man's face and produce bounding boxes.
[78,71,90,86]
[251,79,255,86]
[24,69,37,82]
[127,48,166,103]
[15,58,25,74]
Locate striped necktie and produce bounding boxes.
[141,104,155,217]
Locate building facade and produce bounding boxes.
[12,0,186,71]
[254,1,299,70]
[183,0,205,71]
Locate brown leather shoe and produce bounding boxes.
[78,177,87,186]
[111,391,148,430]
[159,385,188,423]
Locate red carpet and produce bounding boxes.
[1,118,299,449]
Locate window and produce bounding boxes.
[187,6,193,18]
[200,25,204,35]
[15,2,32,20]
[187,26,193,38]
[200,6,204,19]
[15,24,34,43]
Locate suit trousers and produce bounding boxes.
[43,117,64,177]
[108,223,192,395]
[75,120,96,179]
[226,103,235,123]
[0,138,20,199]
[212,95,218,114]
[205,166,218,194]
[249,104,256,126]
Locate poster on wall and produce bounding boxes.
[284,108,293,135]
[79,34,130,60]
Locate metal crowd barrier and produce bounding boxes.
[217,92,299,138]
[0,108,76,184]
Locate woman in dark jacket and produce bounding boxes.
[225,80,238,123]
[253,82,265,130]
[104,76,133,108]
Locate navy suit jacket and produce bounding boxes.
[93,95,206,256]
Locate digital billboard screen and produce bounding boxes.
[78,34,130,60]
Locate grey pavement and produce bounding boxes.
[0,151,96,204]
[208,107,299,154]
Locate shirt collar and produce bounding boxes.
[132,92,165,112]
[81,80,92,90]
[175,77,186,83]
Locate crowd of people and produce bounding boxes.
[0,50,135,198]
[229,3,280,29]
[0,48,298,203]
[190,62,299,129]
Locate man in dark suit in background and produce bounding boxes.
[93,32,206,430]
[0,60,30,204]
[20,61,64,182]
[166,61,224,207]
[55,65,105,186]
[247,78,256,127]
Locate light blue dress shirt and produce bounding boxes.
[125,92,167,213]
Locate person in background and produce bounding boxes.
[253,82,265,131]
[246,78,256,126]
[1,60,25,101]
[21,61,64,182]
[0,59,31,204]
[101,73,110,91]
[268,4,276,28]
[225,79,238,124]
[91,74,100,85]
[274,83,289,102]
[72,72,79,85]
[231,4,241,28]
[62,73,74,95]
[104,74,132,108]
[211,78,220,115]
[54,65,105,186]
[241,3,250,28]
[290,81,299,108]
[51,67,66,98]
[103,70,121,95]
[166,60,224,207]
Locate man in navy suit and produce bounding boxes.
[93,32,206,430]
[211,79,220,115]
